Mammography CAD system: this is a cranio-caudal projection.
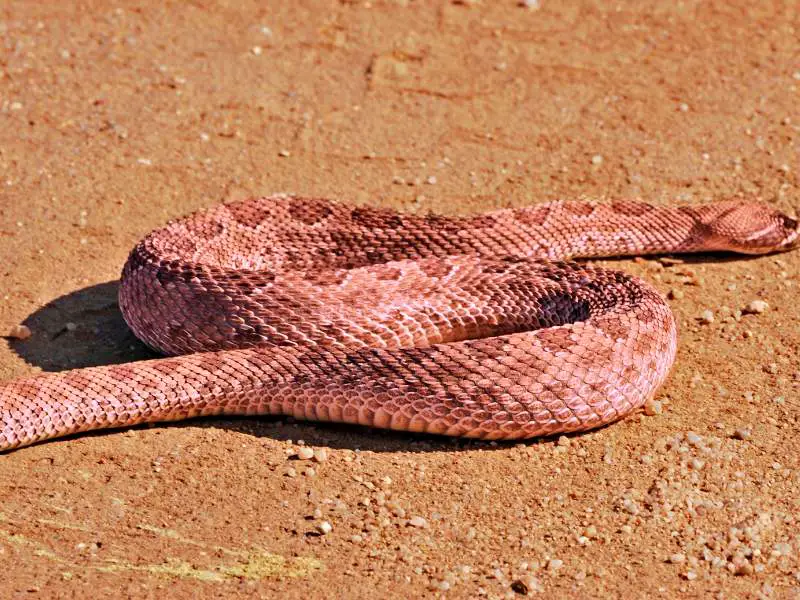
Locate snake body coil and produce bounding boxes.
[1,195,797,450]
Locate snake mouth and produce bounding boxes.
[782,216,800,250]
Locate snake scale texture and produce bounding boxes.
[1,195,798,450]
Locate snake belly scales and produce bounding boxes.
[1,195,798,451]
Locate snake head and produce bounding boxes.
[703,202,800,254]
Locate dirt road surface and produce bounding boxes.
[1,1,798,598]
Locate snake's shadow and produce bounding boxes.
[9,281,156,372]
[5,281,546,453]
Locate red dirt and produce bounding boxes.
[1,1,798,598]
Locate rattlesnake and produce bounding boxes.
[1,195,797,451]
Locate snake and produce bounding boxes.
[1,195,797,451]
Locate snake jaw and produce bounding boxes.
[780,215,800,250]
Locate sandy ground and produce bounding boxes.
[1,1,799,598]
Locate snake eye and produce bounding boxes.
[781,214,798,231]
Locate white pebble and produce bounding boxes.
[644,399,662,416]
[295,447,314,460]
[700,310,714,324]
[547,559,563,572]
[316,521,332,535]
[591,154,603,165]
[313,448,328,462]
[622,498,640,515]
[669,553,686,564]
[772,542,792,557]
[744,300,768,314]
[408,516,428,528]
[690,458,705,471]
[686,431,702,446]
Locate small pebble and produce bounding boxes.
[744,300,768,314]
[643,399,663,416]
[686,431,702,446]
[278,149,290,157]
[622,498,640,515]
[313,448,328,462]
[699,310,714,324]
[296,447,314,460]
[732,558,753,575]
[408,516,428,528]
[547,559,563,572]
[689,458,705,471]
[316,521,333,535]
[772,542,792,557]
[591,154,603,165]
[732,428,751,441]
[7,324,31,340]
[669,553,686,564]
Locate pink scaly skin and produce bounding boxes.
[1,195,797,450]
